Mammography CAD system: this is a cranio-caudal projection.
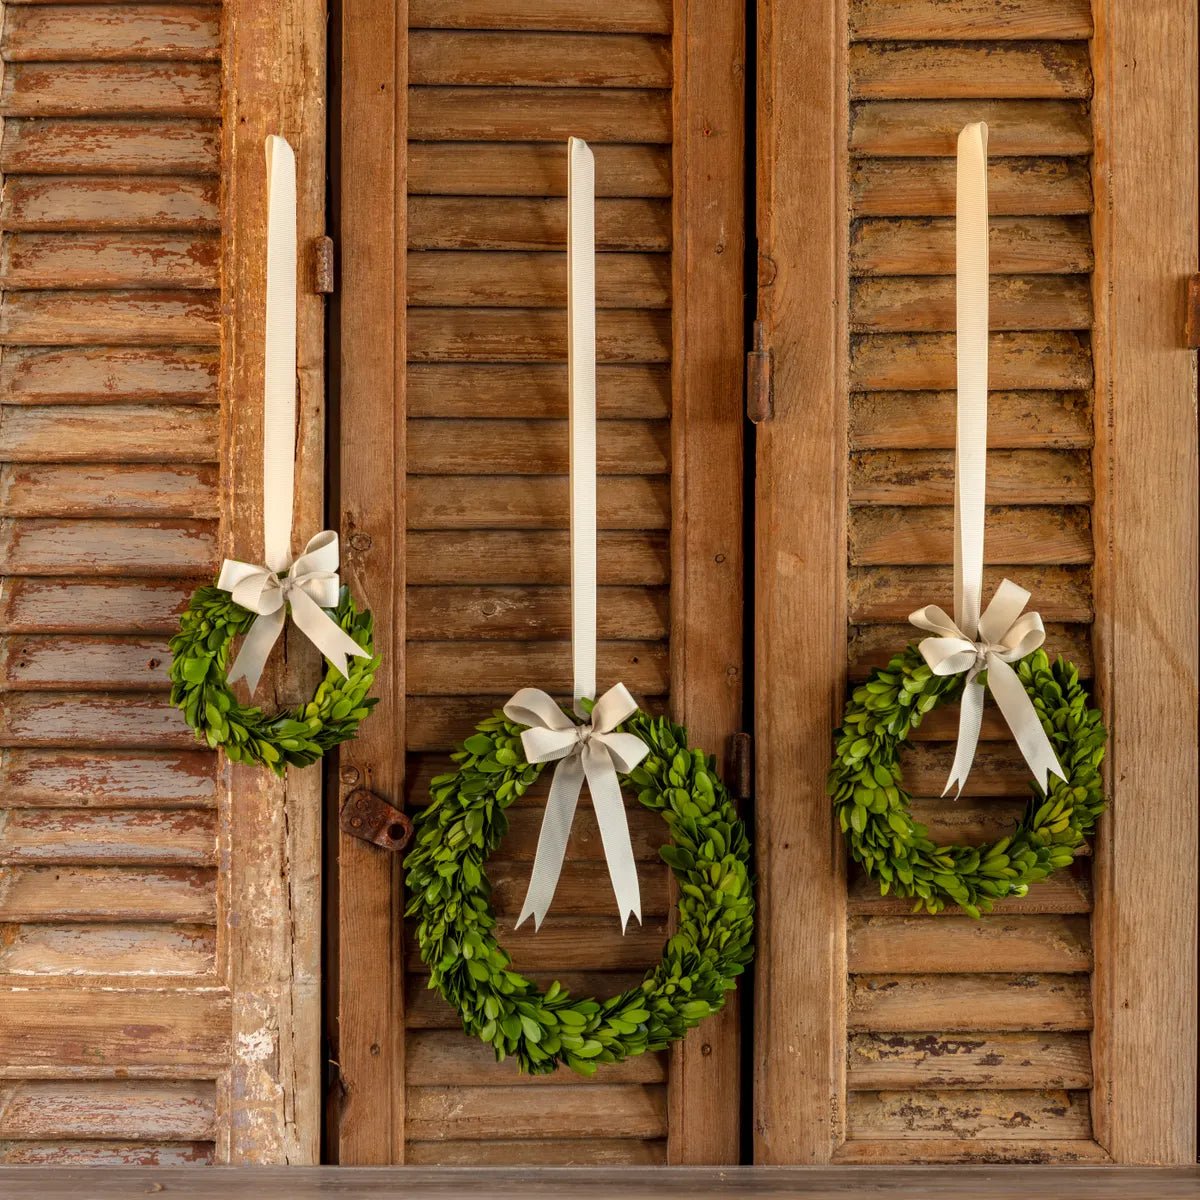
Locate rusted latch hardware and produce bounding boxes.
[311,236,335,295]
[746,320,773,423]
[1186,275,1200,349]
[339,788,413,852]
[728,731,753,802]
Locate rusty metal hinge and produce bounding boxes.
[339,788,413,852]
[1186,275,1200,348]
[728,731,753,802]
[311,236,335,295]
[746,321,773,423]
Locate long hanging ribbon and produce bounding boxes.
[503,138,649,932]
[218,135,370,696]
[908,122,1066,796]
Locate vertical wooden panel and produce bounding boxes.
[0,0,321,1165]
[753,0,849,1165]
[751,0,1191,1166]
[1088,0,1198,1165]
[334,0,744,1167]
[0,0,224,1167]
[666,0,744,1166]
[330,0,405,1166]
[219,0,326,1164]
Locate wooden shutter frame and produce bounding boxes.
[667,0,746,1165]
[752,0,1198,1166]
[752,0,849,1164]
[221,0,327,1163]
[329,0,406,1166]
[1088,0,1198,1164]
[329,0,746,1164]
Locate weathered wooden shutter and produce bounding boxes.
[755,0,1196,1166]
[0,0,324,1163]
[331,0,746,1166]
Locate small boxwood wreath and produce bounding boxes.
[405,703,754,1075]
[828,646,1106,917]
[168,584,378,774]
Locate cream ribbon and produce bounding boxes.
[908,121,1066,797]
[219,531,368,696]
[504,684,649,932]
[219,136,369,696]
[504,138,649,931]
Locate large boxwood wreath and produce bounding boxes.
[405,703,754,1075]
[829,646,1106,917]
[169,584,378,774]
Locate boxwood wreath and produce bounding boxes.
[405,702,754,1075]
[168,585,378,774]
[829,646,1106,917]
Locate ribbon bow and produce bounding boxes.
[504,683,649,932]
[910,579,1065,796]
[218,531,369,696]
[908,121,1065,797]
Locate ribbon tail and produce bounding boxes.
[517,755,585,931]
[584,744,641,933]
[227,608,286,697]
[943,678,985,798]
[986,657,1067,792]
[287,587,371,679]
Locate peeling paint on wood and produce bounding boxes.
[0,578,197,634]
[0,62,221,118]
[0,118,220,175]
[0,922,215,976]
[0,749,216,807]
[0,1080,216,1140]
[848,1031,1093,1091]
[847,1088,1092,1141]
[0,345,218,402]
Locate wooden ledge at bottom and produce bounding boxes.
[0,1166,1196,1199]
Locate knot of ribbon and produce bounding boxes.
[218,531,370,697]
[503,684,649,932]
[910,579,1065,796]
[908,120,1066,798]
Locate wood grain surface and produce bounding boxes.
[1087,0,1199,1166]
[329,0,747,1167]
[0,1165,1193,1197]
[752,0,848,1164]
[748,0,1157,1166]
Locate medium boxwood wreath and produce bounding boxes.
[405,703,754,1075]
[828,646,1106,917]
[168,584,378,774]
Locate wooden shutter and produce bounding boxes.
[755,0,1197,1166]
[331,0,746,1166]
[0,0,324,1163]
